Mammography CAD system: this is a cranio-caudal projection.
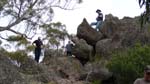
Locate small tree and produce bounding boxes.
[0,0,82,39]
[41,22,68,49]
[107,43,150,84]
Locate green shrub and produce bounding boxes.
[8,50,28,63]
[107,44,150,84]
[91,80,101,84]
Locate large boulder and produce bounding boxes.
[79,62,112,82]
[101,14,140,38]
[72,38,93,65]
[101,14,122,38]
[43,56,84,80]
[95,38,121,58]
[42,48,65,64]
[77,18,103,46]
[121,28,150,47]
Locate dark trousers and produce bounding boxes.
[67,51,72,56]
[34,48,41,63]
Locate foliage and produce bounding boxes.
[91,80,101,84]
[0,0,82,38]
[26,45,34,51]
[138,0,150,27]
[41,22,68,47]
[107,43,150,84]
[7,35,30,46]
[8,50,28,63]
[0,47,10,56]
[7,35,23,41]
[0,0,7,11]
[6,35,33,53]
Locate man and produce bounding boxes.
[65,41,73,56]
[91,9,103,31]
[134,65,150,84]
[32,37,43,63]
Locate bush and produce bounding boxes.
[8,50,28,63]
[91,80,101,84]
[107,43,150,84]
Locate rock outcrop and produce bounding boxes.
[71,14,150,83]
[75,14,150,60]
[77,18,103,46]
[72,38,93,65]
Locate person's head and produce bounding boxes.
[144,65,150,81]
[96,9,101,13]
[38,37,41,40]
[68,41,71,44]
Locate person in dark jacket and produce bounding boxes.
[91,9,103,31]
[32,37,43,63]
[65,41,73,56]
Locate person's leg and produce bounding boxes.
[37,48,41,63]
[35,48,41,63]
[34,49,39,62]
[90,22,97,26]
[67,51,72,56]
[67,51,69,56]
[96,21,102,31]
[68,51,72,56]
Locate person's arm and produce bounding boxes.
[32,40,36,46]
[71,43,74,48]
[39,40,44,48]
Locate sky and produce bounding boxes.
[53,0,144,34]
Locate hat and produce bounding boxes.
[145,65,150,72]
[96,9,101,13]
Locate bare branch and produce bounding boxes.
[30,0,38,8]
[0,0,80,39]
[0,35,8,40]
[51,5,74,10]
[0,0,38,32]
[18,0,23,18]
[9,28,27,37]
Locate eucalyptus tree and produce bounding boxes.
[0,0,82,40]
[41,22,68,49]
[0,0,82,51]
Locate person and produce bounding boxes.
[32,37,43,63]
[134,65,150,84]
[91,9,103,31]
[65,41,73,56]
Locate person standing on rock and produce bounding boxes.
[32,37,43,63]
[134,65,150,84]
[91,9,103,31]
[65,41,74,56]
